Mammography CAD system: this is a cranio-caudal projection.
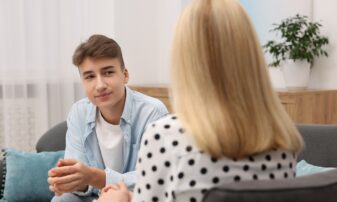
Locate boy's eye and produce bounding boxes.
[84,75,95,80]
[105,71,114,76]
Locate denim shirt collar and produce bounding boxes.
[85,86,133,127]
[120,87,133,125]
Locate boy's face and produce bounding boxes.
[79,57,129,111]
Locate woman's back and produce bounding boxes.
[133,115,296,202]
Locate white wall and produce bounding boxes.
[310,0,337,89]
[113,0,182,85]
[40,0,337,88]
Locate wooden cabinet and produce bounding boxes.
[277,89,337,124]
[130,85,337,124]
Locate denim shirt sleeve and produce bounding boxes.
[64,101,97,196]
[105,169,137,188]
[64,102,88,164]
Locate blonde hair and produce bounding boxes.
[171,0,303,159]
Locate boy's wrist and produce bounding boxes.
[88,167,106,189]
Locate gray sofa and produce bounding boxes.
[1,123,337,200]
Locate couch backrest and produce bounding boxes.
[297,124,337,167]
[35,121,67,152]
[34,121,337,167]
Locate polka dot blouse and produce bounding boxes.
[132,115,297,202]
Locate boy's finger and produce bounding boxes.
[118,181,128,190]
[57,159,78,166]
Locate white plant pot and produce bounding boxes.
[281,60,311,90]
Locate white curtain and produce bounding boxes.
[0,0,115,151]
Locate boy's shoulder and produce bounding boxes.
[73,97,93,108]
[69,97,95,117]
[128,88,167,111]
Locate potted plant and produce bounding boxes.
[263,14,329,90]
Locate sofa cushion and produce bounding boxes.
[1,148,64,202]
[0,159,3,199]
[296,160,334,177]
[202,168,337,202]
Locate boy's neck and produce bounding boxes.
[98,94,126,125]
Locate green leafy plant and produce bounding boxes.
[263,14,329,67]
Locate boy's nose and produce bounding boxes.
[96,77,107,92]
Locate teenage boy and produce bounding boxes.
[48,34,168,202]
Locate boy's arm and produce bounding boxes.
[64,105,87,163]
[49,103,100,196]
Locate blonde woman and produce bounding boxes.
[95,0,304,201]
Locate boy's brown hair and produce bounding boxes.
[72,34,125,68]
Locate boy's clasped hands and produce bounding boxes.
[48,158,131,202]
[48,159,92,196]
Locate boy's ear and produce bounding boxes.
[123,68,129,84]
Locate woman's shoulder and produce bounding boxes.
[149,114,185,135]
[142,114,194,152]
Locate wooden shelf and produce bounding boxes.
[129,85,337,124]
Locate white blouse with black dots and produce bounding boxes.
[132,115,297,202]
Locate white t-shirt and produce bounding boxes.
[96,111,124,172]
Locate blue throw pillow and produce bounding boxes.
[296,160,334,177]
[1,148,64,202]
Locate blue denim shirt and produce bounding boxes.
[64,87,168,194]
